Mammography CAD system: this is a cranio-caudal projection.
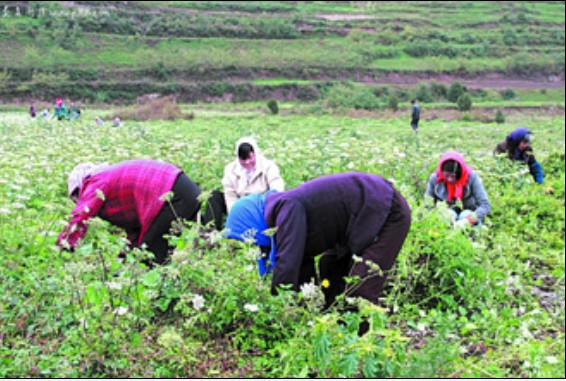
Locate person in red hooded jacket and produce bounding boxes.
[425,151,491,227]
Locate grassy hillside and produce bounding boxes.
[0,1,564,104]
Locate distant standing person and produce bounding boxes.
[411,99,420,132]
[493,127,544,184]
[29,105,37,118]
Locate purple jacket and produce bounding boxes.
[264,172,394,292]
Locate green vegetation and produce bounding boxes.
[0,1,563,103]
[0,2,564,374]
[0,109,564,377]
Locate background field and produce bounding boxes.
[0,1,564,105]
[0,1,565,378]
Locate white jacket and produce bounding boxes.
[222,137,285,211]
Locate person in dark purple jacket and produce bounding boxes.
[225,172,412,310]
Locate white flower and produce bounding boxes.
[244,303,259,312]
[192,294,205,311]
[105,281,122,290]
[113,306,128,316]
[300,282,318,299]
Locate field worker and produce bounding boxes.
[53,97,70,121]
[95,116,104,126]
[69,102,81,120]
[113,116,121,127]
[425,151,491,227]
[410,99,420,132]
[494,127,544,184]
[29,105,37,118]
[224,172,411,311]
[204,137,285,230]
[57,160,202,265]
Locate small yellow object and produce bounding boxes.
[544,186,555,195]
[321,279,330,289]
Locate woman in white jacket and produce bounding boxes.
[204,137,285,229]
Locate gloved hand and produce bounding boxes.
[466,212,478,225]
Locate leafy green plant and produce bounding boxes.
[457,93,473,111]
[267,99,279,115]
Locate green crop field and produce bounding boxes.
[0,108,564,377]
[0,0,564,378]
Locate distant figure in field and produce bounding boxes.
[95,116,104,126]
[494,127,544,184]
[39,108,50,118]
[57,160,203,265]
[53,98,70,121]
[69,102,81,120]
[426,151,491,227]
[113,116,121,127]
[29,105,37,118]
[203,136,285,230]
[411,99,420,132]
[224,172,412,315]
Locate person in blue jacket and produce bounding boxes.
[224,172,412,311]
[494,127,544,184]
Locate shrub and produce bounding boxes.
[501,88,517,100]
[448,82,465,103]
[326,84,379,111]
[457,93,473,111]
[415,84,433,103]
[495,108,505,124]
[387,95,399,111]
[267,99,279,115]
[429,82,448,99]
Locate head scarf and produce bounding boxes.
[66,163,109,197]
[55,98,63,107]
[507,127,532,160]
[224,191,277,276]
[435,151,471,202]
[235,136,260,157]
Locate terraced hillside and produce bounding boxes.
[0,1,564,104]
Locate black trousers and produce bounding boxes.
[319,189,412,308]
[202,189,227,231]
[142,173,201,265]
